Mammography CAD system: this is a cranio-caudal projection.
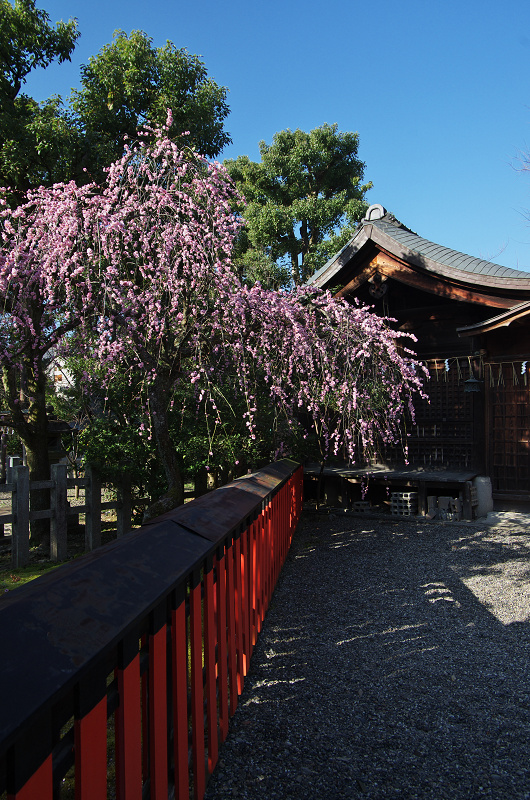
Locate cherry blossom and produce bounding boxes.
[0,126,426,509]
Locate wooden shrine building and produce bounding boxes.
[308,203,530,506]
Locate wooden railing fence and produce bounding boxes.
[1,465,132,568]
[0,459,303,800]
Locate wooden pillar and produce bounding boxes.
[12,466,29,568]
[117,474,132,538]
[472,387,486,473]
[85,466,101,551]
[50,464,67,562]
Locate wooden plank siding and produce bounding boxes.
[486,362,530,498]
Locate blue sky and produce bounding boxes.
[22,0,530,270]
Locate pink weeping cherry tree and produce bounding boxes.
[0,115,426,527]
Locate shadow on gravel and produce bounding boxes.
[205,512,530,800]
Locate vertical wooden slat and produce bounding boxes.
[149,607,168,799]
[271,493,278,585]
[11,465,29,568]
[264,502,271,615]
[203,557,218,773]
[7,754,53,800]
[215,546,229,742]
[240,523,251,676]
[249,518,257,654]
[85,466,101,551]
[225,538,238,716]
[281,483,284,567]
[75,674,107,800]
[256,509,264,631]
[116,474,132,538]
[233,533,244,695]
[6,711,53,800]
[171,586,189,800]
[50,463,67,562]
[75,697,107,800]
[190,569,205,800]
[277,491,281,569]
[141,634,149,782]
[115,636,142,800]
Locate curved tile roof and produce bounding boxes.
[371,217,530,280]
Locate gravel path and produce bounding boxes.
[205,508,530,800]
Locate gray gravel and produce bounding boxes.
[204,508,530,800]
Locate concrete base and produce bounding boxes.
[473,476,494,518]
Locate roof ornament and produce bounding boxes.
[364,203,386,221]
[368,270,387,299]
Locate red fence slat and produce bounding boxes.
[171,588,189,800]
[225,537,238,717]
[7,754,53,800]
[215,547,229,743]
[149,611,169,799]
[74,696,107,800]
[204,557,218,774]
[115,645,142,800]
[190,571,206,800]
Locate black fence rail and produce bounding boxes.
[0,459,303,800]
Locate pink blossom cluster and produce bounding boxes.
[205,282,427,463]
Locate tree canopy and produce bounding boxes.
[71,30,231,180]
[0,0,79,195]
[0,6,231,194]
[0,0,78,100]
[226,124,372,285]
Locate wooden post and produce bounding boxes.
[85,466,101,551]
[12,466,30,568]
[0,431,6,537]
[194,467,208,498]
[117,474,132,538]
[0,431,6,485]
[463,481,473,521]
[50,464,68,562]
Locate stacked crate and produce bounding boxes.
[390,491,418,517]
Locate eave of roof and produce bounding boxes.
[457,300,530,336]
[309,208,530,295]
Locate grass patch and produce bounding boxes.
[0,518,126,600]
[0,559,59,594]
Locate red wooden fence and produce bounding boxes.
[0,459,303,800]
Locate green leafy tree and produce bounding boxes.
[0,0,79,196]
[71,30,231,180]
[226,123,371,285]
[1,11,230,193]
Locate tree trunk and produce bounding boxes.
[2,359,51,545]
[144,376,184,519]
[290,253,301,286]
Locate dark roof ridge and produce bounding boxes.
[374,211,417,236]
[308,203,530,290]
